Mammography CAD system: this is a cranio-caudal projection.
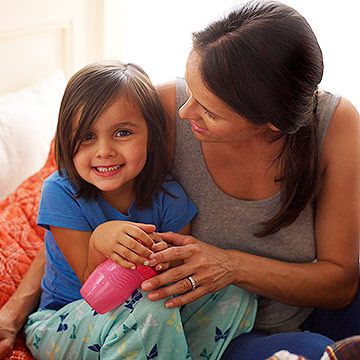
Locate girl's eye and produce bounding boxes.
[83,133,94,141]
[116,129,132,137]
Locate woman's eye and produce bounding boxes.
[204,109,215,119]
[116,129,131,137]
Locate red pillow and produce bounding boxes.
[0,141,56,359]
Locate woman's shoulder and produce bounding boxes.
[156,80,177,154]
[156,81,176,121]
[322,95,360,166]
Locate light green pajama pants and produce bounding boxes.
[24,285,257,360]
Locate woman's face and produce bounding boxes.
[179,51,269,144]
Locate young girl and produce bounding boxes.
[24,61,257,360]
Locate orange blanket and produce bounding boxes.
[0,142,56,360]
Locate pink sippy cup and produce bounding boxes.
[80,259,157,314]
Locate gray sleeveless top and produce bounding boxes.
[173,78,341,333]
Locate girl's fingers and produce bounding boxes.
[108,252,137,269]
[125,225,155,250]
[152,241,167,252]
[114,240,152,266]
[133,222,157,233]
[148,241,169,271]
[148,232,164,244]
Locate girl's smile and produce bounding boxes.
[91,164,125,177]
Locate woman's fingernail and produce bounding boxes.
[149,254,156,259]
[148,292,158,300]
[142,282,151,291]
[165,302,173,308]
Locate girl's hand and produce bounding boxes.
[148,232,170,272]
[141,232,236,307]
[90,221,158,269]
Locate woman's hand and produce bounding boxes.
[0,312,17,359]
[141,232,236,307]
[90,221,159,269]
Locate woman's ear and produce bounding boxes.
[267,123,281,132]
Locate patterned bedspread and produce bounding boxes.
[0,142,56,360]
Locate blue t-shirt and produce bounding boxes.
[37,171,197,310]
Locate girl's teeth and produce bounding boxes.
[96,165,121,172]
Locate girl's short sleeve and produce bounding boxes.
[37,177,92,232]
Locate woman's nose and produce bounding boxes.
[179,96,198,120]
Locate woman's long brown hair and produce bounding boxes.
[192,0,323,236]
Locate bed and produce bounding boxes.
[0,1,104,358]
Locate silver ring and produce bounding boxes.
[187,275,197,291]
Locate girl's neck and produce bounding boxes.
[101,185,136,215]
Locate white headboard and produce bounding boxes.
[0,0,104,94]
[0,0,105,198]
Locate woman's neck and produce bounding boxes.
[203,132,285,166]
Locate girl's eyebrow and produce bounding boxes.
[111,121,139,128]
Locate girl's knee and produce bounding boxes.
[115,290,179,326]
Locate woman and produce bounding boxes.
[139,0,359,357]
[1,1,359,359]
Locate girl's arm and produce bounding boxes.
[142,97,360,309]
[0,245,45,358]
[50,221,158,284]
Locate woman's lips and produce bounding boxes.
[190,121,207,133]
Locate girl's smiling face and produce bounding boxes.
[73,95,148,199]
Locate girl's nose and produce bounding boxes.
[96,140,116,159]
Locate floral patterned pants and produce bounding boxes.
[25,285,257,360]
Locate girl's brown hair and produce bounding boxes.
[192,0,323,236]
[55,60,171,208]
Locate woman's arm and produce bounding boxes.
[142,97,360,309]
[0,245,45,358]
[231,100,360,310]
